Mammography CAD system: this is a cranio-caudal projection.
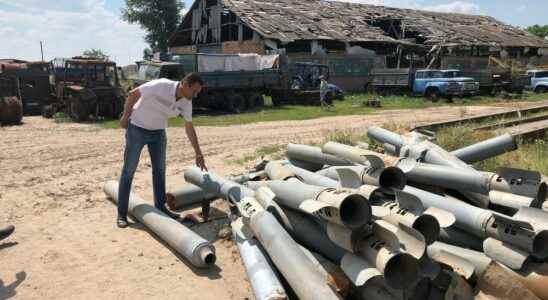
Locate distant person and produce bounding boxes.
[319,76,333,110]
[116,73,208,228]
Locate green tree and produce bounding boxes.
[122,0,184,53]
[82,48,109,60]
[526,25,548,38]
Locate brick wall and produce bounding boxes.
[221,41,265,54]
[169,46,197,54]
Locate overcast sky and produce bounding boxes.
[0,0,546,66]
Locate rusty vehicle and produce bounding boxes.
[0,75,23,125]
[0,59,55,115]
[46,57,124,122]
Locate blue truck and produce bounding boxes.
[525,70,548,93]
[369,68,479,101]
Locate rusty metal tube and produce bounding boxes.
[104,181,216,268]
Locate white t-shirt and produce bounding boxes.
[130,79,193,130]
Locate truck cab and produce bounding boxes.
[130,61,185,89]
[413,69,479,101]
[525,70,548,93]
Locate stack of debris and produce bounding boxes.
[110,125,548,300]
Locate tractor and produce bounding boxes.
[46,57,124,122]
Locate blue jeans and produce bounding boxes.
[118,122,167,219]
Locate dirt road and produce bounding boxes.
[1,102,545,299]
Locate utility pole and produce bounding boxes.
[40,41,44,61]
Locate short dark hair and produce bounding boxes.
[182,73,204,86]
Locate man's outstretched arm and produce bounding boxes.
[185,121,207,171]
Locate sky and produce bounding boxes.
[0,0,546,66]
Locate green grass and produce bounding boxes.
[435,125,548,174]
[53,112,72,123]
[233,144,286,166]
[100,91,548,129]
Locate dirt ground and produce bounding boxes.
[1,101,547,300]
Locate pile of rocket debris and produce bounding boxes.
[105,126,548,300]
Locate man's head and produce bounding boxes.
[179,73,204,100]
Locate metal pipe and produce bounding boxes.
[183,167,255,204]
[367,126,405,149]
[264,162,298,181]
[368,126,491,208]
[401,139,492,208]
[438,226,484,251]
[451,134,517,164]
[232,218,287,300]
[403,185,548,259]
[428,242,492,277]
[358,220,420,290]
[254,179,372,229]
[184,170,341,300]
[489,191,537,211]
[398,160,546,206]
[253,187,391,289]
[284,164,341,188]
[287,143,352,170]
[103,181,216,268]
[241,197,342,300]
[322,141,400,167]
[298,246,352,296]
[167,171,265,210]
[166,185,217,210]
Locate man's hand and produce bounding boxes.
[196,155,208,171]
[120,114,130,129]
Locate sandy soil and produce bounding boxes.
[1,101,546,300]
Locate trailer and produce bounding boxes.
[163,53,331,112]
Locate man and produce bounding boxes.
[319,75,333,110]
[117,73,207,228]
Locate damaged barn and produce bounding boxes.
[169,0,548,91]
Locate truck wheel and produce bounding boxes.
[535,86,548,94]
[426,89,440,102]
[247,93,264,109]
[226,93,246,113]
[69,97,90,122]
[42,105,55,118]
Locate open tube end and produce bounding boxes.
[340,194,372,229]
[384,253,420,290]
[378,167,407,190]
[532,230,548,259]
[413,214,440,245]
